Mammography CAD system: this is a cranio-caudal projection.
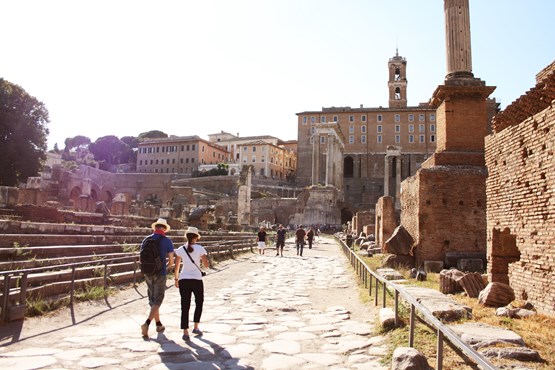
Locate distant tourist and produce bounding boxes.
[174,226,209,341]
[307,227,315,249]
[140,218,175,338]
[295,225,306,257]
[256,226,268,255]
[275,224,286,257]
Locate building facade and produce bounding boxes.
[136,136,229,175]
[296,52,437,216]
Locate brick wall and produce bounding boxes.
[401,166,487,263]
[485,96,555,316]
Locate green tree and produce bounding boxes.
[0,79,49,186]
[89,135,131,170]
[138,130,168,140]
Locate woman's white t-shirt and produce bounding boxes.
[175,244,207,280]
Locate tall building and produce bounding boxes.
[296,52,437,217]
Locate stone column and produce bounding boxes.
[312,134,320,185]
[444,0,473,79]
[325,135,334,186]
[384,155,390,196]
[395,156,402,209]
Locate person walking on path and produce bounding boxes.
[295,225,306,257]
[275,224,286,256]
[174,226,209,342]
[256,226,268,255]
[140,218,175,338]
[307,227,315,249]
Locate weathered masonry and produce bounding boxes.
[485,61,555,316]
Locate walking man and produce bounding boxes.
[307,227,315,249]
[140,218,175,338]
[256,226,268,255]
[275,224,286,256]
[295,225,306,257]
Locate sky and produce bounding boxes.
[1,1,554,150]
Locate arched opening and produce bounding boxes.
[395,67,401,81]
[69,187,82,205]
[343,156,354,178]
[341,208,353,225]
[395,87,401,100]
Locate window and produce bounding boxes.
[186,144,190,151]
[180,159,183,164]
[252,147,256,152]
[349,115,354,122]
[395,135,400,143]
[310,116,315,124]
[409,114,414,122]
[395,124,400,133]
[419,135,425,143]
[252,156,256,163]
[361,135,366,144]
[202,146,205,152]
[430,114,435,121]
[377,114,382,122]
[192,144,196,150]
[155,159,159,164]
[303,116,307,125]
[377,135,382,143]
[409,124,414,133]
[419,114,425,122]
[172,158,176,164]
[191,158,195,163]
[395,87,401,100]
[349,125,354,133]
[394,67,401,81]
[430,135,435,142]
[361,115,367,122]
[361,125,367,133]
[320,136,325,144]
[311,127,315,134]
[349,135,355,144]
[243,146,247,151]
[430,123,436,132]
[395,114,401,122]
[181,145,184,151]
[333,115,338,122]
[409,135,414,143]
[321,116,326,123]
[377,125,382,133]
[166,159,170,164]
[419,124,425,133]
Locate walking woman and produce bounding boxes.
[174,226,209,341]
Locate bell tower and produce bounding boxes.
[388,49,408,108]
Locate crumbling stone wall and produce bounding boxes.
[401,166,487,264]
[485,65,555,316]
[375,196,397,250]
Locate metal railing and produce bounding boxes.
[0,240,255,322]
[338,237,498,370]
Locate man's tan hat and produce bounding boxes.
[185,226,201,239]
[151,218,171,231]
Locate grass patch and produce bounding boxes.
[349,244,553,369]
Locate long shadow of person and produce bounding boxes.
[153,332,254,369]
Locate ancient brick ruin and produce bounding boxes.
[485,62,555,315]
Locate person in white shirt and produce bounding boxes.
[173,226,209,341]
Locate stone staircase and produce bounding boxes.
[0,219,255,321]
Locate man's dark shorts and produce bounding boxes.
[145,273,167,307]
[276,239,285,248]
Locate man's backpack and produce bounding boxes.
[140,236,164,275]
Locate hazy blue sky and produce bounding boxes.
[1,0,553,149]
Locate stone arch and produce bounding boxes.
[341,208,353,225]
[69,186,82,204]
[343,156,354,178]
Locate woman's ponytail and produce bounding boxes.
[186,233,195,253]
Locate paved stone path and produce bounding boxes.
[0,237,389,369]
